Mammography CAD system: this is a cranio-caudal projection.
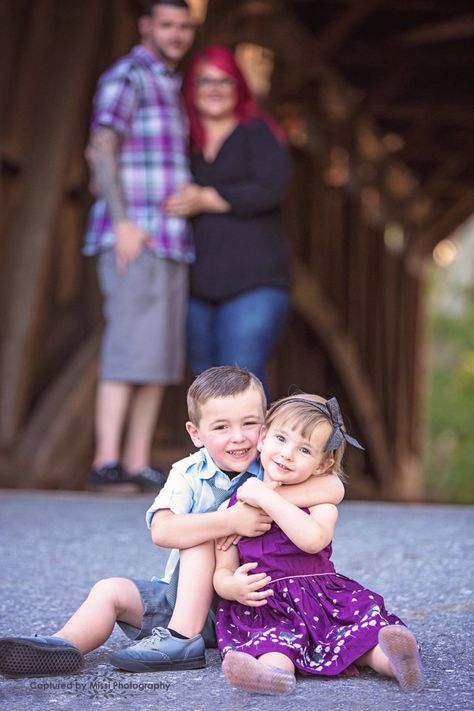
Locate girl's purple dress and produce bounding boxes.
[216,496,404,676]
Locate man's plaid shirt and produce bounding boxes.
[84,45,194,264]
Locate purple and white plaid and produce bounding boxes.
[83,45,194,263]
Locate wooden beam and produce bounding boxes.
[10,334,99,489]
[369,104,474,126]
[0,0,107,447]
[396,14,474,45]
[393,271,425,500]
[314,0,384,58]
[337,45,474,69]
[0,0,28,132]
[408,155,470,206]
[1,0,56,165]
[406,190,474,271]
[292,260,394,488]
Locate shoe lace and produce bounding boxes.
[151,627,170,640]
[132,627,170,649]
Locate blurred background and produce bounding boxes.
[0,0,473,502]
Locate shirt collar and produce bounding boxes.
[132,45,181,81]
[196,448,261,481]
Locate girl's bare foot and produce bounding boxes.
[223,651,296,695]
[378,625,424,692]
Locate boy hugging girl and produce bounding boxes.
[0,366,423,694]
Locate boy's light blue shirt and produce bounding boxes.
[146,447,262,583]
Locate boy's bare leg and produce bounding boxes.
[167,542,215,637]
[121,384,165,473]
[54,577,144,654]
[94,382,131,467]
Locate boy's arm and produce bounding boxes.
[278,473,344,507]
[150,503,271,549]
[213,540,273,606]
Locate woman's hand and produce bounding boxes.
[229,561,273,606]
[236,478,281,509]
[166,184,230,217]
[165,184,208,217]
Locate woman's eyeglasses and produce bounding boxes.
[194,77,237,89]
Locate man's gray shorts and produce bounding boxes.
[97,249,188,383]
[117,578,217,648]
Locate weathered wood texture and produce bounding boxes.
[0,0,472,496]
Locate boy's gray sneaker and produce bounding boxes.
[109,627,206,672]
[0,635,83,678]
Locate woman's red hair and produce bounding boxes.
[183,45,266,152]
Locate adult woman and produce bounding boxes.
[166,45,290,397]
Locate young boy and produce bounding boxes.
[0,367,344,677]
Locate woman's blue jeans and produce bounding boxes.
[187,287,290,400]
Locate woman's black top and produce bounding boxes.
[189,117,291,302]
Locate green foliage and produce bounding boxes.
[425,278,474,503]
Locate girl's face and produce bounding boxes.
[192,62,238,121]
[258,420,333,486]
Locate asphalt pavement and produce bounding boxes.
[0,491,473,711]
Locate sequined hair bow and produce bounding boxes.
[270,396,364,452]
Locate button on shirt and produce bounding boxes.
[84,45,194,263]
[146,448,262,582]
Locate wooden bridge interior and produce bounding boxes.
[1,0,473,498]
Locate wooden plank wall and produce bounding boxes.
[0,0,140,488]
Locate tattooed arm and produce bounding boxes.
[86,126,150,273]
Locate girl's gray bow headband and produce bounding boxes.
[270,396,364,452]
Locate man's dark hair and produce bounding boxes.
[148,0,190,13]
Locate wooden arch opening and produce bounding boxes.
[1,0,472,498]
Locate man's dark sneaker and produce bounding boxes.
[0,636,83,678]
[129,466,167,493]
[88,463,136,493]
[108,627,205,672]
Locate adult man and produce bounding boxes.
[84,0,195,492]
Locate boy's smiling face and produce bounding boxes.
[186,385,265,473]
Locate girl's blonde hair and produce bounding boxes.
[265,393,348,480]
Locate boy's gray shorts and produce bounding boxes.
[97,249,188,384]
[117,578,217,648]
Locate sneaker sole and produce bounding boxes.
[379,625,424,692]
[223,651,296,695]
[108,652,206,672]
[88,483,140,494]
[0,639,83,678]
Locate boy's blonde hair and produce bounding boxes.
[187,366,267,426]
[265,393,347,480]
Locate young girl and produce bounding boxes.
[213,394,424,695]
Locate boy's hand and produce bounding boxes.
[228,501,272,538]
[216,534,242,551]
[230,562,273,606]
[237,478,281,509]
